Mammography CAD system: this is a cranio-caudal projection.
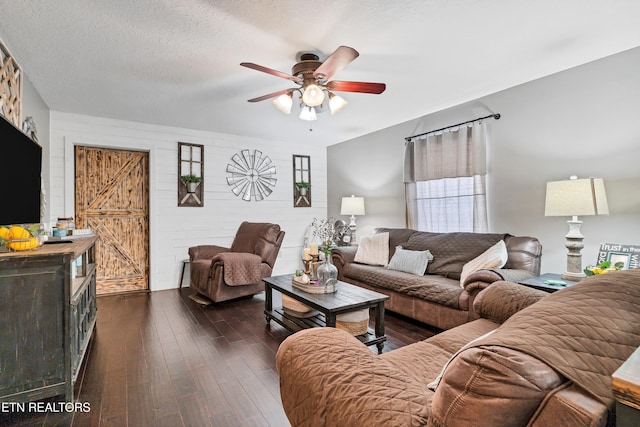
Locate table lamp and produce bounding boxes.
[340,195,365,244]
[544,176,609,280]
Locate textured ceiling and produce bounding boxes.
[0,1,639,146]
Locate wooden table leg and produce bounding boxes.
[326,312,336,327]
[265,282,273,324]
[374,302,385,354]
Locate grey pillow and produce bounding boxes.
[386,246,433,276]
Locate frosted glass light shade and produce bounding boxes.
[301,84,325,107]
[299,106,317,121]
[272,93,293,114]
[329,93,348,115]
[545,177,609,217]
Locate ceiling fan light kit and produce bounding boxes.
[241,46,386,122]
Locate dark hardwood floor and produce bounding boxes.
[1,288,439,427]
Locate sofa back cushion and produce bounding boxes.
[374,228,423,258]
[231,222,284,266]
[400,232,508,279]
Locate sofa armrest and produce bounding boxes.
[473,280,548,324]
[331,246,358,271]
[276,328,431,427]
[189,244,230,261]
[463,271,543,321]
[530,383,608,427]
[462,268,536,289]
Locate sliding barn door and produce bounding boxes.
[75,146,150,295]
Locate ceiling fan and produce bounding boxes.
[240,46,386,121]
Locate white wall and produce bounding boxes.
[328,47,640,274]
[50,112,327,291]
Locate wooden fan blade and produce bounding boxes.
[247,88,293,103]
[313,46,359,81]
[326,81,386,94]
[240,62,302,83]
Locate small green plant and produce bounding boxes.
[296,181,311,189]
[181,174,203,184]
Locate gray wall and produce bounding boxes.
[21,75,51,222]
[328,47,640,274]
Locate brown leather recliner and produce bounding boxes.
[188,222,285,303]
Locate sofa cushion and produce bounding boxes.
[386,246,433,276]
[354,232,389,266]
[343,263,464,309]
[459,240,508,286]
[400,232,509,279]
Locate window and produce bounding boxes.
[412,176,487,232]
[404,123,488,232]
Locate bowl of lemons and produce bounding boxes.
[0,224,44,252]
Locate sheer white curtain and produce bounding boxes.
[404,122,488,232]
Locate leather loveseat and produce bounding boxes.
[332,228,542,330]
[276,269,640,426]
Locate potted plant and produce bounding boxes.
[296,181,311,196]
[181,174,203,193]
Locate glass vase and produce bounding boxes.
[317,251,338,293]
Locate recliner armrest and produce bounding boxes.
[189,245,230,261]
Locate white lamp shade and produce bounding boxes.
[545,177,609,217]
[340,195,365,216]
[301,84,325,107]
[299,106,317,121]
[272,93,292,114]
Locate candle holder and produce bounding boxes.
[302,258,312,276]
[311,254,321,280]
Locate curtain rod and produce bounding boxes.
[405,113,501,142]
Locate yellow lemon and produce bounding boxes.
[8,236,39,251]
[8,226,30,240]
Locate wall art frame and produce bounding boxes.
[0,39,22,127]
[226,149,277,202]
[178,142,204,207]
[293,154,311,207]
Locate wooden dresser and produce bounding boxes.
[0,236,98,402]
[613,346,640,427]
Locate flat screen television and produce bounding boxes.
[0,114,42,226]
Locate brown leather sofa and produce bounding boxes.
[188,222,285,302]
[332,228,542,330]
[276,269,640,426]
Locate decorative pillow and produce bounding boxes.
[354,232,389,266]
[386,246,433,276]
[459,240,508,287]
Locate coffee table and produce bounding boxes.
[264,274,389,354]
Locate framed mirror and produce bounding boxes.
[293,155,311,207]
[178,142,204,207]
